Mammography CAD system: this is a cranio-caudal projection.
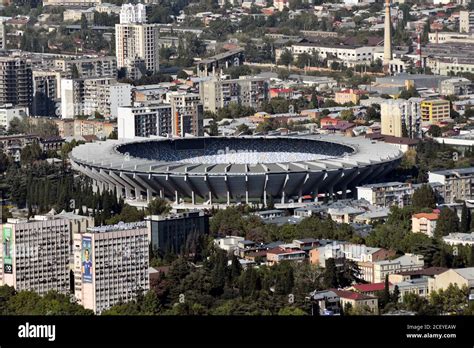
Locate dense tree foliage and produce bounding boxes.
[0,286,93,315]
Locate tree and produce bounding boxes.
[412,184,437,210]
[434,207,459,238]
[147,197,171,216]
[295,52,311,69]
[80,14,88,32]
[340,109,354,121]
[392,285,400,304]
[323,258,338,288]
[428,125,442,137]
[381,274,391,308]
[141,290,161,315]
[208,120,218,136]
[108,129,118,139]
[469,245,474,267]
[460,202,471,234]
[278,49,293,66]
[278,307,307,315]
[177,70,189,79]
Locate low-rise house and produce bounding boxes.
[353,208,390,224]
[266,247,306,265]
[395,278,430,301]
[327,206,366,223]
[331,289,379,314]
[348,282,388,297]
[443,232,474,246]
[334,89,367,105]
[307,290,341,315]
[293,238,319,251]
[214,236,245,255]
[254,210,285,220]
[309,243,346,267]
[388,267,449,284]
[429,267,474,292]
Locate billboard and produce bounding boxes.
[2,226,13,274]
[81,236,93,283]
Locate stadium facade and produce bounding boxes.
[70,135,403,205]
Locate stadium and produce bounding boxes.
[70,135,403,206]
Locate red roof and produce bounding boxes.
[330,289,376,301]
[270,88,293,93]
[413,212,439,221]
[352,282,388,293]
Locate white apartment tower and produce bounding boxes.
[120,3,147,24]
[73,222,149,314]
[0,216,71,295]
[115,23,160,77]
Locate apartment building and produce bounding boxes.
[0,216,72,295]
[199,76,269,113]
[54,56,117,79]
[427,57,474,76]
[380,98,423,138]
[73,221,149,314]
[429,167,474,203]
[60,77,132,119]
[372,254,424,283]
[54,118,115,138]
[357,182,415,208]
[429,268,474,293]
[43,0,101,6]
[120,3,147,24]
[334,89,367,105]
[289,43,375,67]
[117,103,172,139]
[31,70,62,117]
[0,104,29,129]
[169,92,204,137]
[115,23,160,77]
[146,211,209,254]
[266,247,306,265]
[0,57,32,108]
[331,289,379,314]
[439,78,472,96]
[443,232,474,246]
[63,8,95,22]
[420,99,450,123]
[460,11,474,34]
[0,20,5,49]
[412,212,439,238]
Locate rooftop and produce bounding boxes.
[87,221,146,233]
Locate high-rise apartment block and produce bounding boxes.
[120,3,148,24]
[115,23,160,78]
[73,221,149,314]
[61,77,132,119]
[117,104,173,139]
[380,98,423,138]
[0,216,71,295]
[32,70,62,117]
[169,93,204,137]
[0,57,32,108]
[199,76,269,113]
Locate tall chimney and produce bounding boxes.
[383,0,393,74]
